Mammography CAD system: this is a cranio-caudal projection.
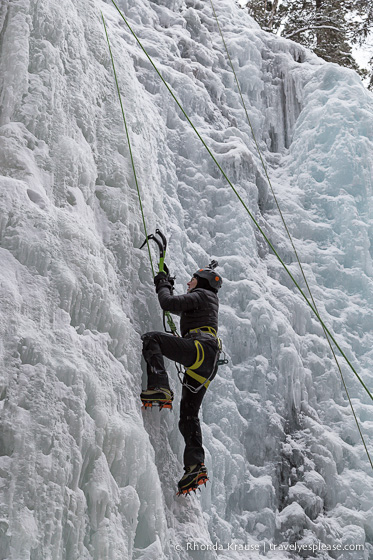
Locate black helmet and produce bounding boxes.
[193,260,222,291]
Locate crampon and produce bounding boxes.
[177,463,209,496]
[140,387,174,410]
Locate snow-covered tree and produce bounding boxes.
[243,0,372,87]
[243,0,281,31]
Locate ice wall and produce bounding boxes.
[0,0,372,558]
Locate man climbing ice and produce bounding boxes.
[140,262,222,496]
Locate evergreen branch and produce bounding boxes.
[285,25,341,39]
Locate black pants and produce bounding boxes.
[142,331,219,467]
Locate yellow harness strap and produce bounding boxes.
[185,327,223,389]
[189,326,217,337]
[185,340,211,389]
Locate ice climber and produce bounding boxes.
[140,264,222,495]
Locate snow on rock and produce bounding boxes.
[0,0,372,558]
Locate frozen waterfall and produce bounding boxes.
[0,0,372,558]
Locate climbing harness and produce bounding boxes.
[188,326,229,366]
[140,228,178,336]
[177,327,228,394]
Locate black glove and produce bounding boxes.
[154,271,172,293]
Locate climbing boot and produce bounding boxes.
[140,387,174,410]
[177,463,208,496]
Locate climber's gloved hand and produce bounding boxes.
[154,271,172,293]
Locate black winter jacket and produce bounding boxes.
[157,284,219,337]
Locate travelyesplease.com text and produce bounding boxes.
[172,541,365,553]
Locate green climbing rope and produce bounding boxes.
[208,0,372,469]
[103,13,179,336]
[109,0,373,407]
[101,12,155,278]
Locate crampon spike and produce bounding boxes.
[159,402,173,410]
[142,402,153,409]
[176,474,209,496]
[141,400,173,411]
